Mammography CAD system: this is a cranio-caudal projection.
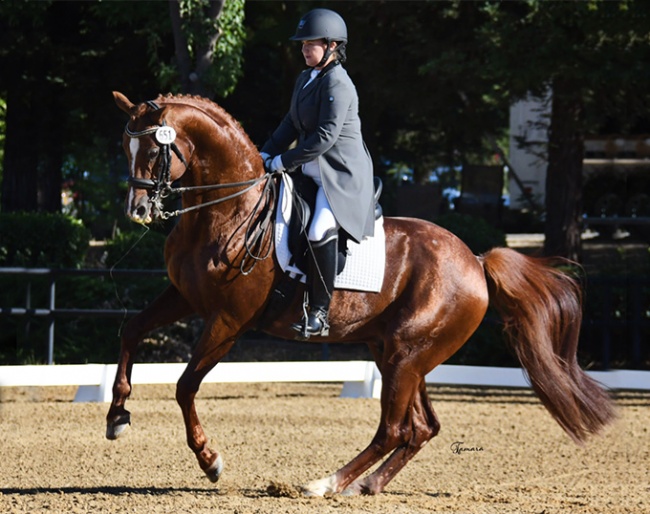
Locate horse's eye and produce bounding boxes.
[148,147,160,160]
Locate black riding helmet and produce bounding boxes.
[290,8,348,66]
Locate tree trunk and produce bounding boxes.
[543,78,584,262]
[194,0,225,94]
[169,0,193,94]
[168,0,225,97]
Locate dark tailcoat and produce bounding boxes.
[262,63,375,243]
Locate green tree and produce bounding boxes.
[0,1,170,216]
[333,0,650,260]
[431,0,650,260]
[166,0,246,97]
[0,0,246,223]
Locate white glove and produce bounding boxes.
[260,152,275,173]
[270,154,285,172]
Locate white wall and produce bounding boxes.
[508,94,551,210]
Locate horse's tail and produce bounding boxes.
[480,247,616,443]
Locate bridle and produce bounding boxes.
[124,100,271,221]
[125,100,278,274]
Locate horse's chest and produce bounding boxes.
[166,248,231,298]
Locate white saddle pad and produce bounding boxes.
[274,174,385,293]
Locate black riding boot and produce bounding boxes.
[292,231,338,339]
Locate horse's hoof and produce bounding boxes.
[205,454,224,483]
[340,486,360,496]
[340,480,372,496]
[106,413,131,440]
[302,474,338,497]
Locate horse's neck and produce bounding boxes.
[178,162,270,239]
[168,103,274,281]
[172,104,270,239]
[171,178,276,283]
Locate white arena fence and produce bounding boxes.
[0,361,648,403]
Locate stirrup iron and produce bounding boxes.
[292,307,330,339]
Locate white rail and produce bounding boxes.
[0,362,648,402]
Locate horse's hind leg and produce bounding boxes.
[106,285,194,440]
[303,295,484,496]
[342,380,440,495]
[303,358,427,496]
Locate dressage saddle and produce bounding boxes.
[256,176,383,330]
[285,175,383,276]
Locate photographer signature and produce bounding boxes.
[450,441,484,455]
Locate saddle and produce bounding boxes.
[285,174,383,275]
[256,175,383,330]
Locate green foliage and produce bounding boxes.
[0,226,168,365]
[0,268,170,365]
[204,0,246,97]
[159,0,246,97]
[0,212,94,364]
[49,267,169,364]
[0,212,90,268]
[434,212,507,255]
[62,152,128,240]
[471,0,650,131]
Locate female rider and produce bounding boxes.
[261,8,375,338]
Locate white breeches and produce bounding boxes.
[303,160,339,241]
[309,187,339,241]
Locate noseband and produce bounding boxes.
[124,100,271,220]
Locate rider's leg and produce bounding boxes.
[304,229,338,336]
[293,188,339,338]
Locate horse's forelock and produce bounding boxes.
[133,102,152,119]
[127,103,159,133]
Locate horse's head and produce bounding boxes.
[114,91,190,224]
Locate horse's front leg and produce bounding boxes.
[175,316,238,483]
[106,284,194,440]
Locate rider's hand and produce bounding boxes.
[260,152,273,173]
[270,155,285,173]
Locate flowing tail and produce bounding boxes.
[480,247,616,443]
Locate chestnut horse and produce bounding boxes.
[107,92,614,496]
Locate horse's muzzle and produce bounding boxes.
[126,192,154,224]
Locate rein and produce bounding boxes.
[161,177,269,220]
[125,100,279,273]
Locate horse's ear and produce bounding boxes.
[113,91,136,115]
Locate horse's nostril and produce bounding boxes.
[136,205,147,218]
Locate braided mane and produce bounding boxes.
[151,93,258,154]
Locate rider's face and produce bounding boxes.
[301,39,335,69]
